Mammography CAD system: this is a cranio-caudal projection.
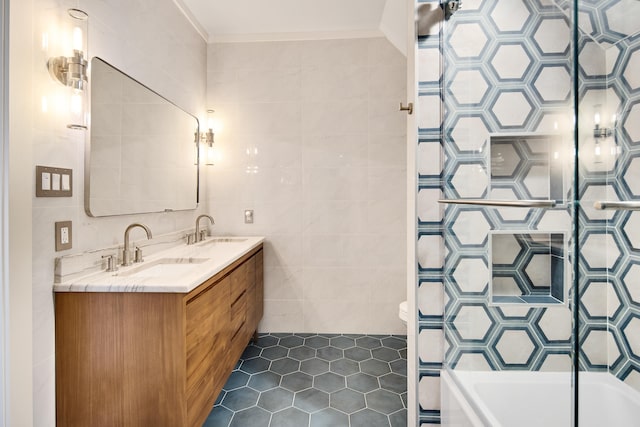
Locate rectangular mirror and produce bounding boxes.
[85,57,199,217]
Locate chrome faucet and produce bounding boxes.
[122,223,153,266]
[195,214,214,243]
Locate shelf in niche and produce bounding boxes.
[489,231,567,306]
[489,134,566,207]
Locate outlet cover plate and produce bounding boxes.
[55,221,72,251]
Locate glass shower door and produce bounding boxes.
[440,0,576,425]
[575,0,640,425]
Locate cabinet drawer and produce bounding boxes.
[230,262,249,303]
[230,291,246,338]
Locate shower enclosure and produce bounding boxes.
[438,0,640,425]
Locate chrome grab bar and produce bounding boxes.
[593,201,640,210]
[438,199,557,208]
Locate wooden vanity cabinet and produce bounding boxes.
[55,245,263,427]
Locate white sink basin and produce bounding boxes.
[117,257,209,278]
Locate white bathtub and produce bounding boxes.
[442,369,640,426]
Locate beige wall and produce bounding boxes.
[206,38,407,334]
[29,0,207,425]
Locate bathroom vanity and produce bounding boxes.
[54,237,263,427]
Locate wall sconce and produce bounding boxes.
[194,109,216,166]
[585,107,618,169]
[47,8,88,130]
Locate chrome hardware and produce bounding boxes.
[438,199,557,208]
[134,247,144,263]
[186,233,197,245]
[399,102,413,115]
[593,201,640,210]
[122,223,153,266]
[102,254,118,272]
[195,214,214,243]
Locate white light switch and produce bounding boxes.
[61,174,70,191]
[52,173,61,191]
[41,172,51,190]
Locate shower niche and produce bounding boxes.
[489,231,567,305]
[487,134,568,305]
[489,134,565,206]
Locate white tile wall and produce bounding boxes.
[30,0,206,425]
[206,37,407,334]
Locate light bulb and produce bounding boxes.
[594,144,601,157]
[70,91,83,114]
[594,112,601,126]
[72,26,83,52]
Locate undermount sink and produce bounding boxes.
[117,257,209,278]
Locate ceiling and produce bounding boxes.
[175,0,406,53]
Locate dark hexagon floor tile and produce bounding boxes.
[289,346,316,361]
[317,346,344,361]
[330,359,359,376]
[306,336,330,349]
[270,357,300,375]
[240,357,271,374]
[330,388,366,414]
[300,358,330,376]
[401,392,407,408]
[330,336,356,349]
[279,335,305,348]
[294,388,330,413]
[257,387,293,412]
[270,407,310,427]
[224,370,250,390]
[381,336,406,350]
[366,389,403,415]
[254,335,279,348]
[372,347,401,362]
[361,359,391,376]
[390,359,407,376]
[379,373,406,394]
[204,405,233,427]
[310,408,349,427]
[281,371,313,392]
[344,347,372,362]
[214,390,226,406]
[314,372,345,393]
[229,406,270,427]
[355,336,382,349]
[347,372,379,393]
[248,371,281,392]
[221,388,259,411]
[390,409,407,427]
[241,345,261,359]
[350,408,390,427]
[399,348,407,359]
[261,345,289,360]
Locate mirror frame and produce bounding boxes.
[84,57,200,217]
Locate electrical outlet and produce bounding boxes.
[55,221,72,251]
[244,209,254,224]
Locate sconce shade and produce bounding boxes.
[46,8,89,130]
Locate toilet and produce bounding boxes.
[398,301,408,325]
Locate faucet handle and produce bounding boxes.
[199,229,207,242]
[186,233,196,245]
[102,254,118,272]
[134,246,144,263]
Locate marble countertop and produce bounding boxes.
[53,236,265,293]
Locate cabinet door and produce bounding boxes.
[255,250,264,325]
[186,278,229,427]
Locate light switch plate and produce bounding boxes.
[36,165,72,197]
[55,221,72,251]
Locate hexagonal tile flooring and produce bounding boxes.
[204,334,407,427]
